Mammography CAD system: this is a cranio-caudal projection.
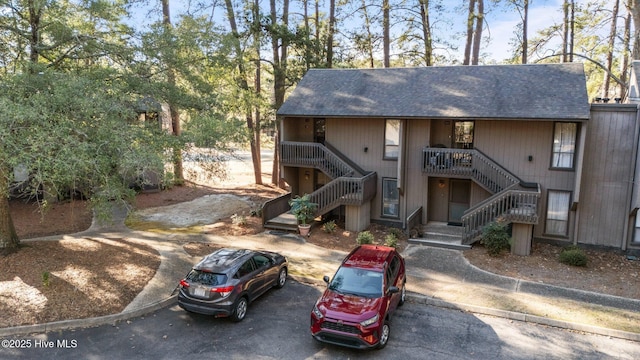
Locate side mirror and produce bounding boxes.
[388,286,399,294]
[323,275,330,284]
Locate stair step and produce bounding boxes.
[408,238,471,250]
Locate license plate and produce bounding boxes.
[194,287,207,297]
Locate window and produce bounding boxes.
[382,178,399,217]
[384,119,400,159]
[551,123,577,169]
[236,259,256,278]
[253,254,270,268]
[454,121,474,149]
[546,190,571,236]
[634,214,640,244]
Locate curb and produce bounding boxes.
[0,296,177,338]
[406,293,640,343]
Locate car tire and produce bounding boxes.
[275,267,287,289]
[230,297,248,322]
[377,320,390,349]
[398,283,406,306]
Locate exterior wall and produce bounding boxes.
[577,105,639,248]
[282,117,314,142]
[474,120,578,241]
[326,118,400,224]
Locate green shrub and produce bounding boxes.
[322,220,337,234]
[42,271,50,287]
[250,206,262,217]
[356,231,374,245]
[481,221,511,256]
[389,228,403,239]
[384,233,398,248]
[559,246,588,267]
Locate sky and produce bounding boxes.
[139,0,591,64]
[481,0,571,61]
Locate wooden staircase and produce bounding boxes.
[263,142,376,231]
[422,147,540,245]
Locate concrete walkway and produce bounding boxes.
[2,217,640,343]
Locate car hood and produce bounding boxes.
[317,290,383,321]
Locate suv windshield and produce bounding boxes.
[329,267,383,298]
[186,270,227,286]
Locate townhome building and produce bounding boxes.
[265,62,640,255]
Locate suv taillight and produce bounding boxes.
[179,279,189,288]
[211,286,234,297]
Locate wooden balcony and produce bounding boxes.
[422,146,540,244]
[263,142,376,230]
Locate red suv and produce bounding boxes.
[310,244,406,349]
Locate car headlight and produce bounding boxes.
[312,304,324,319]
[360,314,379,327]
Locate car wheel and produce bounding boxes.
[398,283,406,306]
[377,321,390,349]
[275,267,287,289]
[230,297,248,322]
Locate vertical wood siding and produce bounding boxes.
[577,107,638,247]
[474,121,577,240]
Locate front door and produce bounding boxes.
[448,180,470,225]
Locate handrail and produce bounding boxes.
[281,141,356,179]
[278,141,377,220]
[262,192,292,225]
[309,172,377,216]
[422,147,520,193]
[461,183,541,244]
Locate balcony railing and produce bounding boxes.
[282,141,356,178]
[309,171,377,215]
[423,147,519,193]
[461,183,541,244]
[271,141,376,221]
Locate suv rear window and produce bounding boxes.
[186,270,227,286]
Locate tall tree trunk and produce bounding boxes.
[270,0,290,188]
[28,0,42,65]
[224,0,259,185]
[0,162,19,251]
[522,0,529,64]
[569,0,575,62]
[631,0,640,59]
[463,0,476,65]
[562,0,569,62]
[383,0,390,67]
[471,0,484,65]
[252,0,262,185]
[1,0,42,249]
[621,7,631,100]
[603,0,619,98]
[419,0,433,66]
[361,0,375,68]
[327,0,335,68]
[162,0,184,183]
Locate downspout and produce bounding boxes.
[398,120,408,230]
[572,120,587,246]
[621,104,640,251]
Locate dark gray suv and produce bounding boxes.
[177,248,288,321]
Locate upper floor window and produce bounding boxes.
[384,119,400,159]
[551,122,577,169]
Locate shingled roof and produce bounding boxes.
[277,63,590,120]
